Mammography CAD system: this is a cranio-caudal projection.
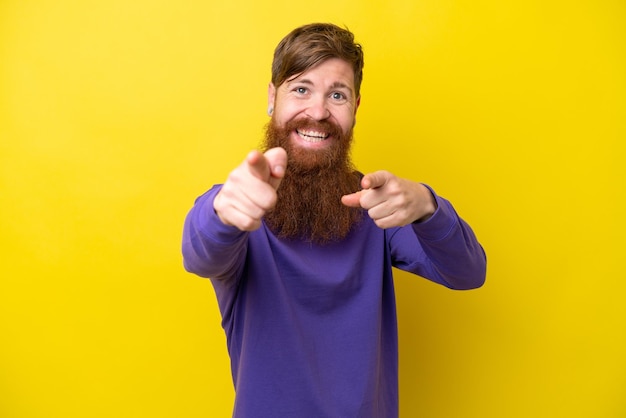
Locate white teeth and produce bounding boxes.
[297,129,329,142]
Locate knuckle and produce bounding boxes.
[375,219,389,229]
[259,190,277,211]
[240,217,260,231]
[226,171,244,186]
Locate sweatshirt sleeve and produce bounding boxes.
[389,185,487,290]
[181,185,249,281]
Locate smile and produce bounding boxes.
[296,129,330,143]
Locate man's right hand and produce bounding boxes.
[213,147,287,231]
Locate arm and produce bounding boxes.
[342,171,486,289]
[401,189,486,289]
[181,147,287,280]
[182,186,249,279]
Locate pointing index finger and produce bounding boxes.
[246,150,271,182]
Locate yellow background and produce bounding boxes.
[1,1,624,417]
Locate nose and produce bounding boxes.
[305,96,330,121]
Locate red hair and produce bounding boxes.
[271,23,365,97]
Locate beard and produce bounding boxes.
[262,117,363,244]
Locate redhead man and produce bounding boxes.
[182,23,486,418]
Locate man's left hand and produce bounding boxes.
[341,171,437,229]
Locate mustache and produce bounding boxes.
[284,118,342,138]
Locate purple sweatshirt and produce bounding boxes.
[182,184,486,418]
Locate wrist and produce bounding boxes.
[414,184,438,223]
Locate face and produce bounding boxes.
[263,58,363,243]
[267,58,360,152]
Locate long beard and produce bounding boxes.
[262,118,362,244]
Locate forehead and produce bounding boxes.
[282,58,355,90]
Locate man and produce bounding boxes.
[182,23,486,418]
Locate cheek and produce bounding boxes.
[274,103,302,125]
[337,112,356,133]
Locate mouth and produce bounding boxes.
[296,128,330,143]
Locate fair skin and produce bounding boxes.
[213,58,437,231]
[267,57,360,150]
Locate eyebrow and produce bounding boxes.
[329,81,352,91]
[286,78,353,92]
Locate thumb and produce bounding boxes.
[361,171,389,190]
[263,147,288,190]
[341,191,363,208]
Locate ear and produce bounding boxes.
[267,83,276,115]
[353,95,361,126]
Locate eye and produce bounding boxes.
[331,91,347,101]
[295,86,308,94]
